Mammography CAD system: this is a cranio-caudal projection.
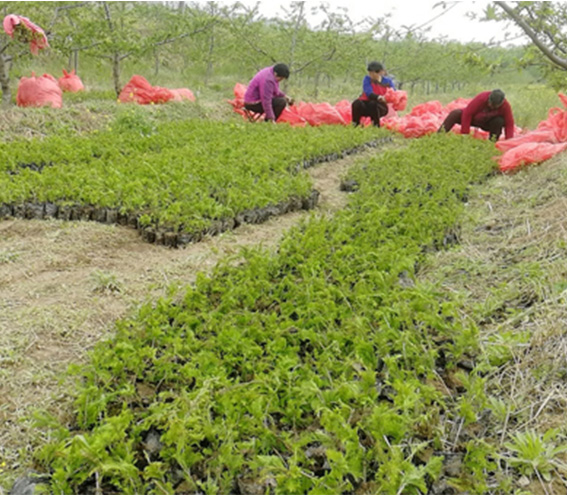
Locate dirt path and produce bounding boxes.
[0,150,372,486]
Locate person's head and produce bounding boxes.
[367,61,386,78]
[273,63,290,82]
[488,89,505,109]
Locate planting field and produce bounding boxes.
[28,134,506,495]
[2,114,567,495]
[0,120,386,246]
[4,1,567,493]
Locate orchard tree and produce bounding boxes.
[224,1,383,96]
[50,2,219,96]
[490,2,567,87]
[0,1,54,105]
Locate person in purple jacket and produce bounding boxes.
[244,63,294,122]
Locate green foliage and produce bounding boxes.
[503,429,567,481]
[1,1,543,104]
[90,270,123,294]
[485,2,567,88]
[0,119,380,236]
[33,134,501,493]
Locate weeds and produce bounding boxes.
[0,249,20,264]
[503,429,567,481]
[90,270,123,294]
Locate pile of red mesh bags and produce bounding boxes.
[496,93,567,171]
[119,75,195,105]
[228,83,408,126]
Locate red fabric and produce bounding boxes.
[496,93,567,171]
[119,75,175,105]
[228,83,406,127]
[3,14,48,55]
[58,69,85,92]
[17,73,62,108]
[277,106,307,127]
[384,88,407,111]
[170,88,196,102]
[297,102,347,126]
[499,142,567,172]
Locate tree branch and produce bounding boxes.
[102,1,114,32]
[293,47,337,74]
[49,2,90,30]
[495,1,567,70]
[152,24,214,48]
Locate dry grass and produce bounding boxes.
[0,145,381,491]
[421,154,567,494]
[0,99,228,142]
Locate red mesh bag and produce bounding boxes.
[334,100,352,123]
[384,88,407,111]
[119,75,175,105]
[17,73,62,108]
[58,69,85,92]
[170,88,196,102]
[227,83,252,119]
[277,106,307,126]
[495,130,555,153]
[3,14,48,55]
[499,142,567,172]
[298,102,347,126]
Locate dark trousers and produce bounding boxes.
[352,99,388,126]
[244,97,287,121]
[439,109,505,141]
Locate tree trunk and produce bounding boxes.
[112,53,121,97]
[0,54,11,106]
[154,48,160,76]
[313,72,320,98]
[67,51,79,72]
[286,1,305,91]
[205,29,215,85]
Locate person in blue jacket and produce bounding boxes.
[352,61,395,127]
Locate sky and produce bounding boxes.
[235,1,523,45]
